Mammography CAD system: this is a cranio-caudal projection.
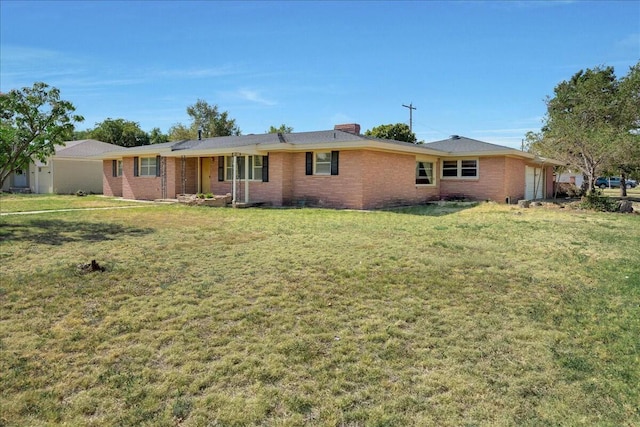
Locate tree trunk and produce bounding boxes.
[620,172,628,197]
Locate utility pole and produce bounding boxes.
[402,103,416,133]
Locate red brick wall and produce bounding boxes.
[440,157,507,202]
[211,151,440,209]
[114,153,550,206]
[361,151,439,209]
[545,166,555,198]
[102,160,122,197]
[505,157,526,203]
[290,151,364,208]
[122,157,162,200]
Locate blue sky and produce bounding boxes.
[1,1,638,148]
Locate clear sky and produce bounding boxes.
[1,1,638,148]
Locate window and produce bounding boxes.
[416,161,434,185]
[117,160,123,177]
[225,155,263,180]
[139,157,157,176]
[314,152,332,175]
[441,159,478,178]
[306,151,339,176]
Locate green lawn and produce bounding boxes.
[1,200,638,426]
[0,194,142,214]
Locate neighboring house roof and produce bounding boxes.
[54,139,125,158]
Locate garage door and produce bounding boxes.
[525,166,544,200]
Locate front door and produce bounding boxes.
[201,158,211,193]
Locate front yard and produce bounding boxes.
[0,198,638,426]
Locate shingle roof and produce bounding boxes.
[54,140,125,157]
[422,136,520,154]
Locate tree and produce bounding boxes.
[364,123,417,143]
[0,82,83,188]
[89,118,150,147]
[168,99,240,140]
[527,63,640,194]
[149,127,169,144]
[267,124,293,134]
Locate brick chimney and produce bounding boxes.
[334,123,361,135]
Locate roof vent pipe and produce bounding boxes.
[198,128,202,140]
[450,135,460,140]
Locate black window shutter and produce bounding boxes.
[156,156,161,177]
[218,156,225,181]
[133,157,139,177]
[331,151,339,176]
[112,160,117,177]
[305,152,313,175]
[262,155,269,182]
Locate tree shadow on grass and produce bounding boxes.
[0,219,154,246]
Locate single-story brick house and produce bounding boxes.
[2,139,123,194]
[98,124,562,209]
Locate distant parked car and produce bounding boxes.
[595,176,637,189]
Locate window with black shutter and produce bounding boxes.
[305,152,313,175]
[218,156,225,181]
[331,151,339,176]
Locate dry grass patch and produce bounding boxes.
[1,202,639,426]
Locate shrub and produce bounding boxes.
[579,191,619,212]
[556,183,583,198]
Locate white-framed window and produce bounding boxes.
[441,159,478,178]
[314,151,332,175]
[225,155,263,180]
[139,157,157,176]
[416,161,435,185]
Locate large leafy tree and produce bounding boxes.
[168,99,240,140]
[364,123,417,143]
[149,127,169,144]
[0,82,83,188]
[267,124,293,134]
[528,63,640,194]
[89,118,150,147]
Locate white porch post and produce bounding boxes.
[244,154,249,204]
[232,153,238,205]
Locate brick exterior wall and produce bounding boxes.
[290,151,364,208]
[504,157,526,203]
[108,151,555,208]
[545,166,555,197]
[361,151,439,209]
[102,160,122,197]
[440,157,507,202]
[121,157,162,200]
